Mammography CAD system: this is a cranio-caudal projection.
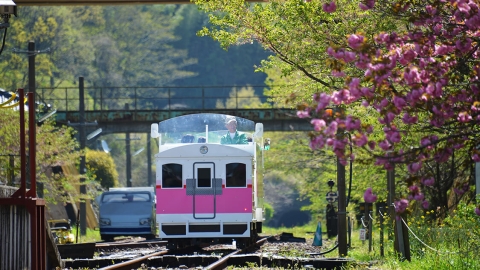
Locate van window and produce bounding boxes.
[102,192,151,203]
[162,163,182,188]
[226,163,246,187]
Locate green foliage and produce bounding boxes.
[194,0,399,105]
[216,86,267,109]
[36,118,82,202]
[263,202,274,224]
[173,5,269,87]
[1,5,267,92]
[0,107,81,203]
[71,225,101,243]
[1,5,197,91]
[263,131,335,217]
[86,149,119,188]
[264,207,480,269]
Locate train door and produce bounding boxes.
[187,162,222,219]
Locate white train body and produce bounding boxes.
[151,113,265,247]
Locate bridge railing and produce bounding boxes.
[36,86,289,112]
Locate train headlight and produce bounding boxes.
[139,218,151,225]
[99,218,111,226]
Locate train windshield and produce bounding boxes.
[158,113,255,144]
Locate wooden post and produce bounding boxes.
[336,106,347,256]
[79,77,87,236]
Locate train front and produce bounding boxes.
[151,113,265,248]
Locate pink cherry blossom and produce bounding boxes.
[421,177,435,186]
[407,162,422,173]
[414,193,424,201]
[395,199,409,214]
[347,34,365,50]
[324,121,338,136]
[359,0,375,10]
[353,133,368,147]
[322,1,336,13]
[363,187,378,203]
[422,200,430,209]
[297,110,310,118]
[311,119,327,131]
[472,153,480,162]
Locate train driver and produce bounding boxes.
[220,116,248,144]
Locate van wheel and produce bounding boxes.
[101,234,114,242]
[144,234,155,240]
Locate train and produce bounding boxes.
[150,113,266,249]
[97,187,156,241]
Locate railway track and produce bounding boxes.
[62,235,353,269]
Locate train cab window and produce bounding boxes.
[226,163,246,187]
[162,164,182,188]
[197,168,211,188]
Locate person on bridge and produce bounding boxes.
[220,116,248,144]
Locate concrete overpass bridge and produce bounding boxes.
[38,85,312,135]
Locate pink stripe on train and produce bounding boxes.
[156,188,252,214]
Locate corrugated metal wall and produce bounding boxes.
[0,205,31,270]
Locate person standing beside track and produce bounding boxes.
[220,116,248,144]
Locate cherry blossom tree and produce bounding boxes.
[304,0,480,215]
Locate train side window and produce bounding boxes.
[162,163,182,188]
[197,168,211,188]
[226,163,246,187]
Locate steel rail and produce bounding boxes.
[205,236,270,270]
[98,250,169,270]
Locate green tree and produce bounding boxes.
[0,106,81,203]
[2,6,96,90]
[195,0,398,104]
[1,5,198,92]
[216,86,265,109]
[172,4,270,88]
[86,149,119,189]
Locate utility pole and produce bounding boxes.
[126,130,132,187]
[78,77,87,236]
[117,105,141,188]
[13,41,50,189]
[68,77,98,236]
[12,41,51,97]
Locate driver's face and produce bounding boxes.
[226,121,237,133]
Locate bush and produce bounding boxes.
[86,149,119,188]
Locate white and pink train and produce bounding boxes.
[150,113,266,248]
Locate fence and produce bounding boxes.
[36,86,288,112]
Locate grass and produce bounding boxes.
[70,227,101,243]
[262,210,480,270]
